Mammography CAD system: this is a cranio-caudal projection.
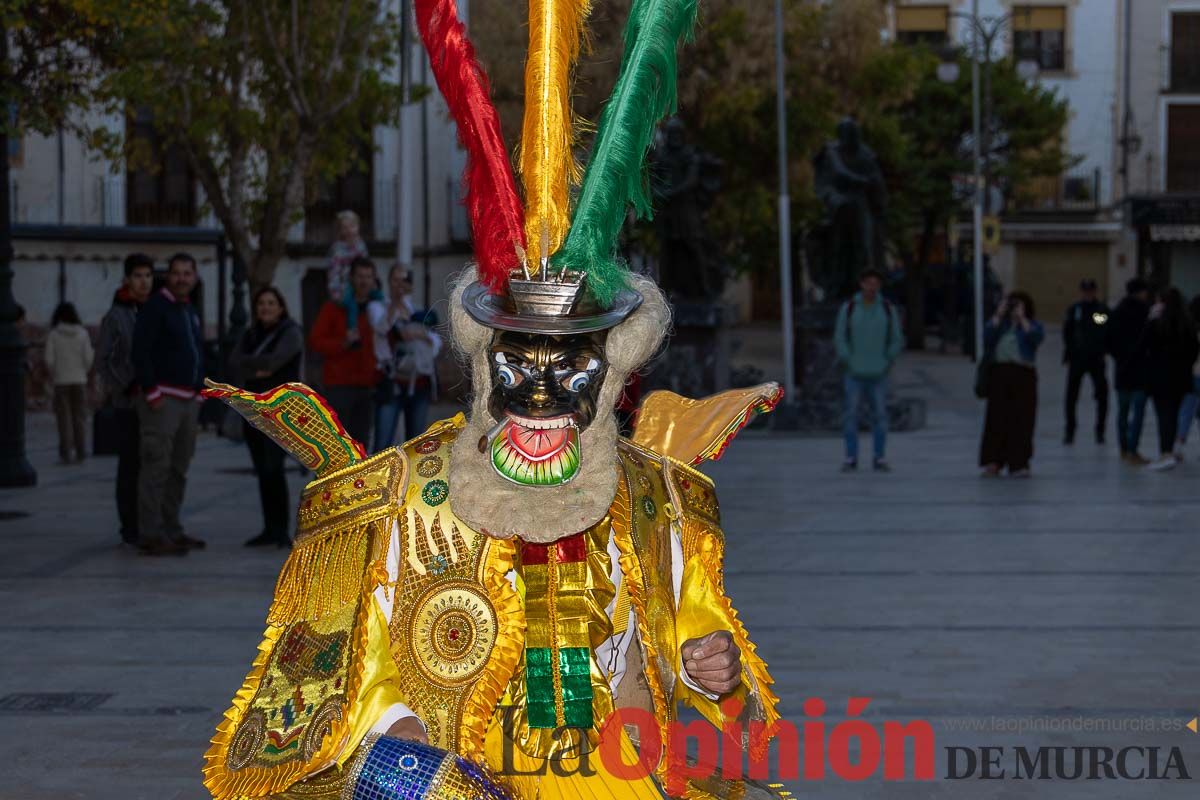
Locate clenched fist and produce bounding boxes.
[680,630,741,696]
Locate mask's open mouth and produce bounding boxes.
[490,413,581,486]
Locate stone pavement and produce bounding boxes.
[1,345,1198,799]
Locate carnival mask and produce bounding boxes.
[481,330,607,487]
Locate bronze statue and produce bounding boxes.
[652,118,726,301]
[813,118,888,299]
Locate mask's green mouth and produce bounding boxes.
[490,417,581,486]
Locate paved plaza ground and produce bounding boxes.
[1,340,1197,799]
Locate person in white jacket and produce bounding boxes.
[44,302,94,463]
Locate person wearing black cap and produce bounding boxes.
[1107,277,1151,463]
[1062,278,1110,445]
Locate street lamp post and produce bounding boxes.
[938,4,1039,361]
[774,0,795,403]
[0,22,37,488]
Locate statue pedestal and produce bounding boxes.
[646,300,731,398]
[772,303,926,432]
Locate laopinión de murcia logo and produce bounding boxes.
[498,699,1196,785]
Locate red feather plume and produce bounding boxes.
[414,0,526,292]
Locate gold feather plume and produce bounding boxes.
[520,0,592,272]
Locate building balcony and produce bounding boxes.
[1010,168,1104,216]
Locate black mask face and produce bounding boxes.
[483,330,608,487]
[487,330,607,427]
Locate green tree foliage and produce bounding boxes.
[0,0,119,136]
[81,0,403,292]
[887,49,1072,348]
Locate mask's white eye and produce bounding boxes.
[564,371,591,393]
[496,364,521,388]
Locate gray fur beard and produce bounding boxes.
[445,270,669,544]
[448,400,622,543]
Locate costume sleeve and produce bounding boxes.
[673,523,780,739]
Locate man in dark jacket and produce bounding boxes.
[1062,278,1110,444]
[131,253,207,556]
[95,253,154,545]
[1108,278,1151,463]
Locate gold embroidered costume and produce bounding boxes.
[202,385,783,800]
[204,0,787,796]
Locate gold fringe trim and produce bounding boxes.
[457,536,525,761]
[688,521,781,763]
[611,474,676,788]
[202,593,375,799]
[266,521,385,626]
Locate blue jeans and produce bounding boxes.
[1116,389,1147,454]
[843,375,888,462]
[373,380,432,452]
[1176,377,1200,444]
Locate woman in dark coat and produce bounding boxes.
[1141,287,1200,471]
[228,287,304,546]
[980,291,1045,477]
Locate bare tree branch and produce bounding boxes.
[250,0,311,118]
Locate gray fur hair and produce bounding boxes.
[446,269,671,542]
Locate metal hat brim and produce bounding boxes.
[461,281,643,335]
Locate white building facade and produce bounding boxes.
[891,0,1127,322]
[10,0,472,337]
[1122,0,1200,300]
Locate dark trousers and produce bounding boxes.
[1152,391,1184,456]
[53,384,87,461]
[1115,389,1148,454]
[980,363,1038,471]
[115,407,141,543]
[245,423,290,541]
[373,380,432,451]
[136,395,198,545]
[324,385,374,447]
[1065,358,1108,437]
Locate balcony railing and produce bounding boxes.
[1013,168,1102,213]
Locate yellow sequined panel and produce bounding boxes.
[662,457,724,565]
[387,420,515,756]
[229,603,357,774]
[616,441,679,700]
[297,448,407,540]
[663,456,720,529]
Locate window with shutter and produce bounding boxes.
[1012,6,1066,72]
[1168,105,1200,193]
[1171,13,1200,92]
[125,107,197,227]
[895,5,949,47]
[305,140,375,244]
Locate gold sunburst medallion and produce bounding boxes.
[409,583,497,688]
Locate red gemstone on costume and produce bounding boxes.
[353,479,365,489]
[322,491,332,501]
[681,478,691,489]
[448,629,460,641]
[296,415,309,426]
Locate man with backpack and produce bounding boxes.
[1063,278,1110,445]
[834,268,904,472]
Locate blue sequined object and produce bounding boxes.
[349,736,512,800]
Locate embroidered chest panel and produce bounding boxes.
[616,441,681,699]
[228,603,361,774]
[387,422,503,752]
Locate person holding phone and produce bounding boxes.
[369,265,441,451]
[980,291,1045,477]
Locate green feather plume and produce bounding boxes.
[553,0,698,306]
